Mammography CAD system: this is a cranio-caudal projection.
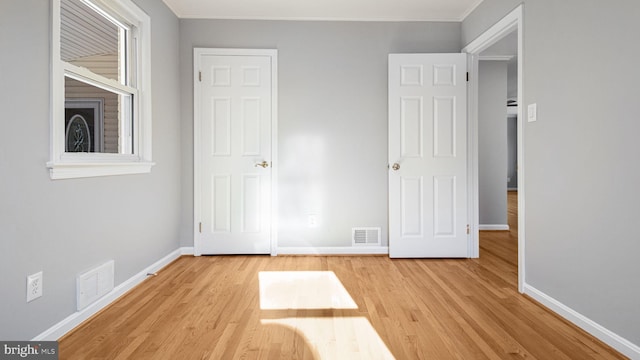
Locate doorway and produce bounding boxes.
[463,5,524,292]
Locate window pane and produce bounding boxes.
[65,77,132,154]
[60,0,123,83]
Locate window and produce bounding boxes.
[48,0,153,179]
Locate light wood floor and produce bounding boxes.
[60,192,626,359]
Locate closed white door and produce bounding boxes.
[196,51,274,254]
[388,53,468,258]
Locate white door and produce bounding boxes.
[196,51,275,254]
[388,53,468,258]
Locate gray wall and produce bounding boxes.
[478,61,508,226]
[0,0,181,340]
[507,58,518,100]
[507,116,518,190]
[465,0,640,346]
[179,20,461,248]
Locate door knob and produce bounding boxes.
[392,163,400,171]
[255,161,269,168]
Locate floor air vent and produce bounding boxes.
[352,227,381,246]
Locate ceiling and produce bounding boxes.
[162,0,484,22]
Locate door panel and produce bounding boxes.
[241,174,261,233]
[241,98,261,156]
[212,174,231,233]
[434,96,456,157]
[434,175,455,236]
[389,53,468,258]
[199,54,272,254]
[212,98,231,155]
[401,176,423,237]
[400,97,423,158]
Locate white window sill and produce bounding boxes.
[47,161,155,180]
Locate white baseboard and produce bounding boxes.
[180,246,194,256]
[479,224,510,231]
[277,246,389,255]
[524,284,640,359]
[32,246,194,341]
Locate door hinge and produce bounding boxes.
[199,71,202,82]
[199,222,202,233]
[466,72,469,82]
[466,224,470,234]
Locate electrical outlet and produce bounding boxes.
[27,271,43,302]
[308,215,318,228]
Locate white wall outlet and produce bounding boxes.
[527,103,537,122]
[27,271,43,302]
[308,214,318,228]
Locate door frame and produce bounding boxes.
[462,5,524,292]
[193,48,279,256]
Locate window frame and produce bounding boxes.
[48,0,153,179]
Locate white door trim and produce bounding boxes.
[193,48,279,256]
[462,5,524,292]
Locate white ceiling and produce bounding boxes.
[162,0,484,22]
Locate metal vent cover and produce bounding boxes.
[352,227,381,246]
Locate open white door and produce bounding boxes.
[388,53,468,258]
[195,49,276,255]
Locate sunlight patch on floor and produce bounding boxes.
[258,271,358,310]
[261,317,395,360]
[259,271,395,359]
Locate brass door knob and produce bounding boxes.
[392,163,400,171]
[255,161,269,168]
